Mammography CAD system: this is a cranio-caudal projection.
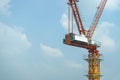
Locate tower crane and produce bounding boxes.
[63,0,107,80]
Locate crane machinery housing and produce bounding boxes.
[63,0,107,80]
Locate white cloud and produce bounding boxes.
[93,21,116,53]
[74,0,120,26]
[79,0,120,11]
[60,13,68,30]
[65,60,83,69]
[40,43,64,57]
[60,13,79,34]
[0,22,32,54]
[0,0,11,16]
[106,0,120,11]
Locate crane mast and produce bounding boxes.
[86,1,107,80]
[63,0,107,80]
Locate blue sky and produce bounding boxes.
[0,0,120,80]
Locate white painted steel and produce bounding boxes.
[73,34,101,47]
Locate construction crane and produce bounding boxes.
[63,0,107,80]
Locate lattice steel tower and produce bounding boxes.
[84,49,103,80]
[63,0,107,80]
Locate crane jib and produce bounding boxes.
[69,0,85,35]
[87,0,107,39]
